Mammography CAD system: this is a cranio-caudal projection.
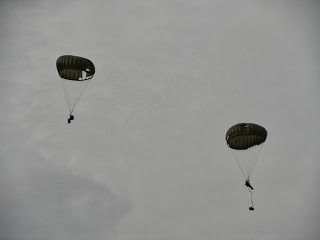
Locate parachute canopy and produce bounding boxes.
[56,55,95,81]
[56,55,95,114]
[226,123,267,150]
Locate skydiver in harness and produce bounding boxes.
[68,114,74,124]
[245,179,254,190]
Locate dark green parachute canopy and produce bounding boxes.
[226,123,267,150]
[56,55,95,81]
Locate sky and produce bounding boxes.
[1,0,320,239]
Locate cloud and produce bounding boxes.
[0,124,131,240]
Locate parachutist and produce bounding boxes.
[226,123,267,211]
[57,55,95,120]
[67,115,74,124]
[245,180,254,190]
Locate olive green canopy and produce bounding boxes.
[56,55,95,81]
[226,123,267,150]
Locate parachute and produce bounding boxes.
[226,123,267,210]
[56,55,95,118]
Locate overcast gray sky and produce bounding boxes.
[1,0,320,239]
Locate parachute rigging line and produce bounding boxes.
[231,149,246,179]
[60,78,90,114]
